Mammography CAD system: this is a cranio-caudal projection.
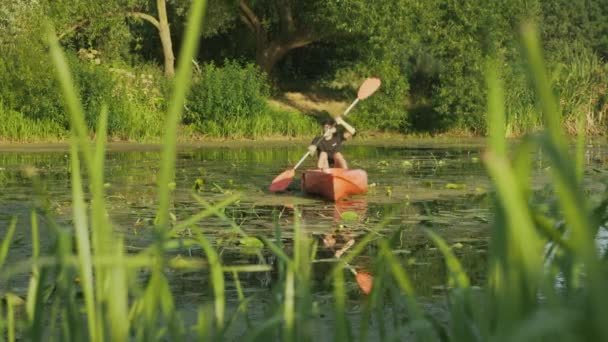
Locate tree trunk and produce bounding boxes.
[157,0,175,78]
[240,0,317,75]
[256,43,286,75]
[57,3,176,79]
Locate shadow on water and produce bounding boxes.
[2,141,606,334]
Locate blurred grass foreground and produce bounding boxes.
[1,2,608,341]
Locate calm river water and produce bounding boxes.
[1,139,607,337]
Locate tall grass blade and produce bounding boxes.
[486,58,506,155]
[5,294,20,342]
[195,306,212,341]
[25,210,39,321]
[521,22,565,149]
[46,25,94,169]
[425,229,470,288]
[157,0,208,228]
[0,218,17,268]
[48,29,111,342]
[377,240,427,326]
[283,267,295,341]
[575,109,585,184]
[483,152,543,279]
[196,233,225,331]
[107,239,129,342]
[522,25,597,262]
[69,140,99,342]
[292,207,313,341]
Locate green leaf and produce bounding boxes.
[445,183,466,190]
[340,211,359,221]
[239,237,264,255]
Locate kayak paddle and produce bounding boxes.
[269,77,381,192]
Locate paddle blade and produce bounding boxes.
[269,169,295,192]
[355,272,373,295]
[357,78,381,100]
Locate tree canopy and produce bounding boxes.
[1,0,606,140]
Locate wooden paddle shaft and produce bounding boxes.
[343,98,359,117]
[293,151,312,170]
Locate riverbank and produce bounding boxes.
[2,133,606,153]
[0,135,491,153]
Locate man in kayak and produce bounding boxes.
[308,116,356,170]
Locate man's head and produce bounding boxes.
[322,118,336,135]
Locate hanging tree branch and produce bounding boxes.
[57,11,160,40]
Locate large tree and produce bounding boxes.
[51,0,234,78]
[52,0,177,77]
[236,0,371,75]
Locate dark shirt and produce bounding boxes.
[312,132,345,156]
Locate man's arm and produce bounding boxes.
[335,117,356,139]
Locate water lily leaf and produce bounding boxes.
[193,178,204,191]
[239,237,264,255]
[445,183,466,190]
[385,187,393,198]
[340,211,359,222]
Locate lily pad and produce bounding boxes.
[401,160,413,168]
[340,211,359,222]
[239,237,264,255]
[193,178,204,191]
[445,183,466,190]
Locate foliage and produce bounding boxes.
[3,9,608,341]
[0,102,66,141]
[304,0,608,135]
[0,7,66,126]
[546,40,608,134]
[1,0,608,140]
[185,60,317,138]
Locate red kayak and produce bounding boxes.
[301,168,368,202]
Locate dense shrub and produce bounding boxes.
[547,41,608,133]
[102,62,167,140]
[0,102,66,141]
[0,30,66,127]
[185,60,277,137]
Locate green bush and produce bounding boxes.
[102,62,167,140]
[501,40,608,136]
[68,53,116,129]
[547,41,608,133]
[0,5,166,142]
[185,60,318,138]
[0,28,66,127]
[185,60,270,137]
[0,102,66,141]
